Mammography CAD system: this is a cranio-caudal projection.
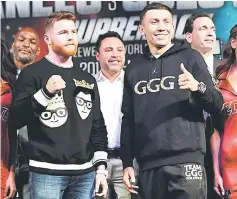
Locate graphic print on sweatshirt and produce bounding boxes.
[74,79,94,120]
[40,90,68,128]
[134,76,176,95]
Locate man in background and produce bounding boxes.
[95,31,137,199]
[184,13,220,77]
[12,27,40,76]
[185,13,221,199]
[11,26,40,199]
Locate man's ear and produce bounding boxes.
[185,32,192,44]
[11,42,15,53]
[96,51,100,62]
[44,34,51,45]
[139,24,145,36]
[36,46,40,56]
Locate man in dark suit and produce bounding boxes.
[184,13,221,199]
[11,27,40,199]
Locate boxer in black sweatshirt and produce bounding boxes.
[120,3,223,199]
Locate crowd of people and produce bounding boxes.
[1,2,237,199]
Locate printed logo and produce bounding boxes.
[75,91,93,120]
[223,100,237,115]
[134,76,175,95]
[1,107,9,122]
[184,164,203,180]
[74,79,94,120]
[73,79,94,90]
[40,91,68,128]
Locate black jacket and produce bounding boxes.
[121,41,224,171]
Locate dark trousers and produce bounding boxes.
[138,163,207,199]
[16,131,30,199]
[15,161,30,199]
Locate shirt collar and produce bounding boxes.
[204,53,213,63]
[96,70,124,82]
[16,69,21,79]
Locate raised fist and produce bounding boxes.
[46,75,66,94]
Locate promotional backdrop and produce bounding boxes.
[1,1,237,75]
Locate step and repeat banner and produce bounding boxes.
[1,1,237,75]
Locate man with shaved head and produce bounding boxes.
[12,27,40,71]
[12,27,40,199]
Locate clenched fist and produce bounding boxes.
[46,75,66,94]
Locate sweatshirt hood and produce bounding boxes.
[143,40,191,80]
[143,40,191,60]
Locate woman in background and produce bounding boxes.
[1,35,17,199]
[211,24,237,199]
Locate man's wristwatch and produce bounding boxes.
[96,169,108,178]
[197,82,206,93]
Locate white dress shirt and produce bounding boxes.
[16,69,21,80]
[203,54,214,120]
[204,54,214,76]
[16,69,21,135]
[95,70,124,149]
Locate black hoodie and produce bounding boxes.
[121,41,223,171]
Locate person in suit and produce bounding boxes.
[94,31,132,199]
[11,27,40,199]
[184,13,221,199]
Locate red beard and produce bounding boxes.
[51,41,78,57]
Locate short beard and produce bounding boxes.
[13,49,35,65]
[17,56,35,64]
[51,42,78,57]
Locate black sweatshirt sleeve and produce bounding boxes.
[10,68,51,129]
[90,82,108,167]
[190,51,224,115]
[120,69,135,169]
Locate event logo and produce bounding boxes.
[2,1,236,75]
[2,1,236,19]
[2,1,236,44]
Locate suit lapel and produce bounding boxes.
[213,57,221,76]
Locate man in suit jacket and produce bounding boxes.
[184,13,221,199]
[11,27,40,199]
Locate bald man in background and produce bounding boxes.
[11,27,40,199]
[12,27,40,72]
